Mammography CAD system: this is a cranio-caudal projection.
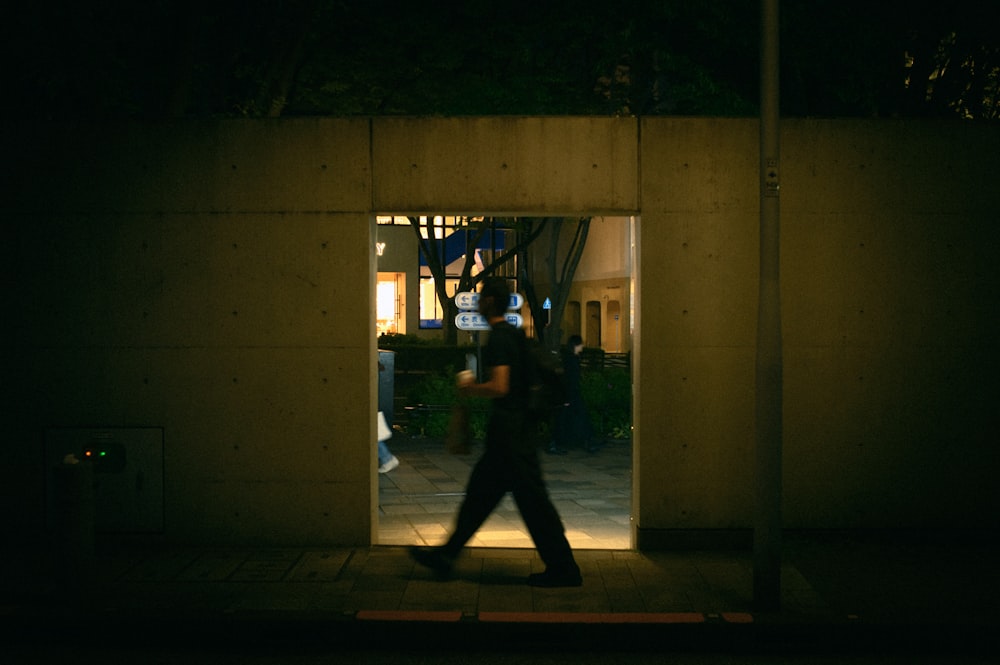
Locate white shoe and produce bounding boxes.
[378,455,399,474]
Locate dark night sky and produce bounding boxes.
[4,1,998,120]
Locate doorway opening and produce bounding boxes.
[375,216,635,551]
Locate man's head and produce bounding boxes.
[478,277,511,318]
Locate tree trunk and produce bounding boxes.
[521,217,590,350]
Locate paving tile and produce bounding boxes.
[532,586,611,613]
[470,548,536,561]
[478,568,534,611]
[286,550,351,582]
[472,535,534,548]
[479,556,532,581]
[415,525,449,542]
[566,532,599,548]
[378,435,632,551]
[401,578,479,613]
[229,550,301,582]
[343,589,406,611]
[174,550,245,581]
[380,502,429,515]
[351,573,409,594]
[604,587,648,612]
[378,527,419,544]
[415,501,463,514]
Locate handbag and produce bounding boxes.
[377,411,392,442]
[445,402,472,454]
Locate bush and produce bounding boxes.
[404,365,632,441]
[377,332,427,347]
[581,368,632,439]
[379,340,478,373]
[404,369,489,438]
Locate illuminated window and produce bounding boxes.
[376,272,405,335]
[418,276,461,328]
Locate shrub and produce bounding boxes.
[379,342,478,374]
[404,365,632,441]
[404,368,489,438]
[581,368,632,439]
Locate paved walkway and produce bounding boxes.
[378,433,631,549]
[4,432,997,656]
[3,531,997,656]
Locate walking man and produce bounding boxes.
[410,277,582,587]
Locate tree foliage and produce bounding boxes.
[409,217,546,345]
[6,1,998,120]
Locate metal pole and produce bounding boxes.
[754,0,783,611]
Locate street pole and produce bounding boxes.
[754,0,783,611]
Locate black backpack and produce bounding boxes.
[521,334,567,417]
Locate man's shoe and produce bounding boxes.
[527,567,583,588]
[546,445,568,455]
[409,546,454,576]
[378,455,399,473]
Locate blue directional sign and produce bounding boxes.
[454,292,524,311]
[455,312,523,330]
[455,312,489,330]
[454,291,479,311]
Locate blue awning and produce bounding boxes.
[419,229,506,266]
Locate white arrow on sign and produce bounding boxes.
[454,292,524,311]
[455,312,523,330]
[454,292,479,310]
[455,312,490,331]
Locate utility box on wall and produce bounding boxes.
[45,427,164,533]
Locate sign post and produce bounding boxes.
[454,312,523,331]
[454,290,525,377]
[454,291,524,331]
[454,292,523,312]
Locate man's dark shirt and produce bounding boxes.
[484,321,528,414]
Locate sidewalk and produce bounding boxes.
[378,432,632,550]
[3,530,997,656]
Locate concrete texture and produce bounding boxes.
[4,117,998,549]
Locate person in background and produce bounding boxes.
[376,359,399,473]
[558,334,599,453]
[377,410,398,473]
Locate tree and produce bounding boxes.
[518,218,591,350]
[408,217,546,345]
[779,1,1000,120]
[406,216,592,348]
[7,2,997,120]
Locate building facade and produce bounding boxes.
[5,117,998,547]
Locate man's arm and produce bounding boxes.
[458,364,510,399]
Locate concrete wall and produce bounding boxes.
[636,118,999,544]
[4,116,998,548]
[6,119,377,546]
